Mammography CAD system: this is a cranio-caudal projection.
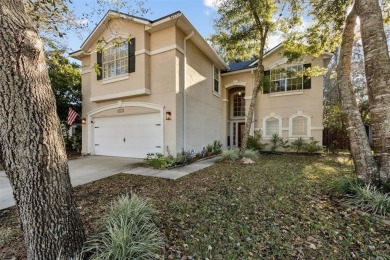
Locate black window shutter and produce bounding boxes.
[303,63,311,89]
[97,51,103,80]
[263,70,271,94]
[128,38,136,73]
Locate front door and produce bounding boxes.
[237,122,245,148]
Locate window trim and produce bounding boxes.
[102,42,129,80]
[262,113,283,139]
[288,111,312,138]
[269,64,304,93]
[213,65,221,96]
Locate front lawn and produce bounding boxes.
[1,154,389,259]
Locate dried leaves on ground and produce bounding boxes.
[1,154,389,259]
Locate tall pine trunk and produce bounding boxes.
[336,7,378,183]
[355,0,390,183]
[0,1,85,259]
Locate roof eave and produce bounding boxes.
[175,15,229,70]
[80,10,152,51]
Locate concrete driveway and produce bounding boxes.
[0,156,144,210]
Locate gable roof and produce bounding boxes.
[224,43,333,74]
[224,44,283,73]
[70,10,228,70]
[228,59,258,72]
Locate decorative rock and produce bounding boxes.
[240,157,255,165]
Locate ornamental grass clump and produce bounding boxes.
[82,194,164,259]
[220,148,241,161]
[349,184,390,217]
[242,149,260,161]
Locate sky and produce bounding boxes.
[68,0,221,54]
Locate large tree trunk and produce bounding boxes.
[336,7,378,183]
[241,4,268,151]
[0,1,85,259]
[355,0,390,183]
[241,47,265,151]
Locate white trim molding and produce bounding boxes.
[90,88,151,102]
[149,45,184,56]
[102,74,130,85]
[224,80,247,89]
[288,111,312,138]
[262,112,283,139]
[81,68,91,75]
[270,90,304,97]
[87,101,165,155]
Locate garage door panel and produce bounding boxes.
[93,113,162,158]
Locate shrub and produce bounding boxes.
[303,137,322,154]
[328,176,363,195]
[145,153,174,169]
[348,184,390,216]
[220,148,241,161]
[174,150,192,166]
[83,194,164,259]
[206,144,213,153]
[246,130,267,152]
[271,133,288,152]
[290,137,306,153]
[242,149,260,161]
[212,140,223,154]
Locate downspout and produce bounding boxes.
[251,69,255,135]
[183,31,194,150]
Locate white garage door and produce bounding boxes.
[93,113,162,158]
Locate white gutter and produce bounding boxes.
[183,31,194,150]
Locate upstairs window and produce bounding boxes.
[103,42,128,79]
[96,38,135,81]
[213,67,220,94]
[270,65,303,93]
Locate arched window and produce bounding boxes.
[265,118,280,136]
[232,92,245,117]
[262,113,283,138]
[289,111,312,137]
[292,116,308,136]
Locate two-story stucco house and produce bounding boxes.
[70,11,330,158]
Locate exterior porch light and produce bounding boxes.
[81,118,87,124]
[166,112,172,120]
[238,91,242,96]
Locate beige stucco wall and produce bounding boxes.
[183,40,224,152]
[221,47,324,148]
[85,20,150,99]
[80,19,180,155]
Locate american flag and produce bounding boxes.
[67,107,78,126]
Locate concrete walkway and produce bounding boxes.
[122,156,219,180]
[0,156,217,210]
